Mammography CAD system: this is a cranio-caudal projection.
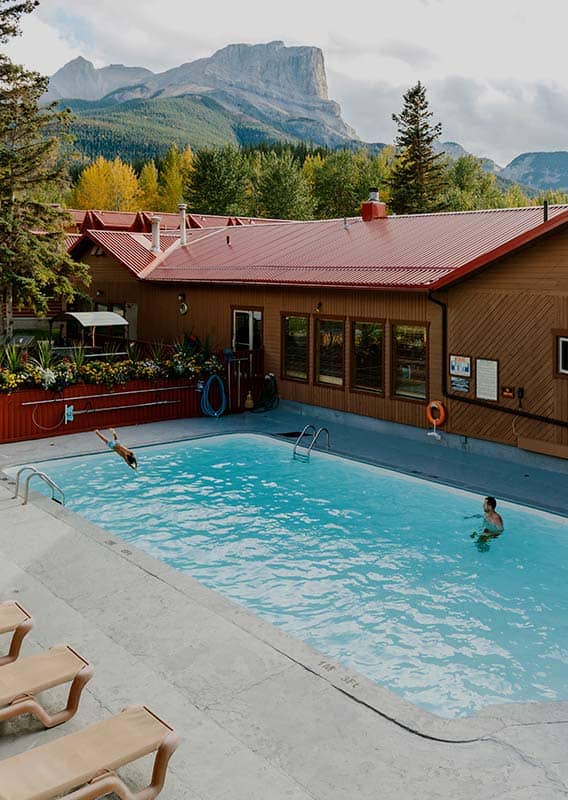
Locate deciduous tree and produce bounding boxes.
[72,156,140,210]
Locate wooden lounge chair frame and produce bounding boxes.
[0,645,93,728]
[0,601,33,666]
[0,705,180,800]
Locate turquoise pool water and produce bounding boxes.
[23,433,568,718]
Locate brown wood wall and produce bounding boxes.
[445,232,568,450]
[80,229,568,454]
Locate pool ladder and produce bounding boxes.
[292,424,331,460]
[12,466,65,506]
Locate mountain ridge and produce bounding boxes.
[47,45,568,192]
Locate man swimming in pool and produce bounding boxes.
[482,496,504,533]
[470,496,504,549]
[95,428,138,471]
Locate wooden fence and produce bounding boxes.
[0,379,204,443]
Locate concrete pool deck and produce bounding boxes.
[0,401,567,798]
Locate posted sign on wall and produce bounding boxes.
[475,359,498,401]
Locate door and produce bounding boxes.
[232,309,262,351]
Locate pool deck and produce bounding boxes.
[0,401,567,799]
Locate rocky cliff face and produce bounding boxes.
[46,42,357,147]
[46,57,153,102]
[500,151,568,190]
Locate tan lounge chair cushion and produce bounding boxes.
[0,602,30,636]
[0,645,88,707]
[0,705,174,800]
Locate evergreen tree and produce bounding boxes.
[0,0,89,336]
[248,150,314,219]
[186,145,249,215]
[388,82,449,214]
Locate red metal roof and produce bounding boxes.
[68,205,568,290]
[71,230,180,276]
[147,205,568,289]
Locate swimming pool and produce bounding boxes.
[19,433,568,718]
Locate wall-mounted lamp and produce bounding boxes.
[314,301,323,313]
[177,292,186,302]
[95,289,104,297]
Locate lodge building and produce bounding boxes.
[66,197,568,459]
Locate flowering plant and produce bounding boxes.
[0,336,223,394]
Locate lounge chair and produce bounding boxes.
[0,601,33,666]
[0,645,93,728]
[0,705,179,800]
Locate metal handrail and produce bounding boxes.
[13,466,65,506]
[292,424,317,458]
[307,427,331,455]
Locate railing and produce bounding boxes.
[293,425,331,460]
[12,466,65,506]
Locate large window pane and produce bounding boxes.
[559,336,568,375]
[351,321,383,393]
[316,319,344,386]
[282,315,308,380]
[392,324,427,399]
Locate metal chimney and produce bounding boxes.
[178,204,187,245]
[151,216,161,252]
[543,199,549,222]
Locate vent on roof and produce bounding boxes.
[151,216,161,252]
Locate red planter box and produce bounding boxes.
[0,379,203,443]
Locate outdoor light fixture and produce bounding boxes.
[314,301,323,313]
[177,292,185,302]
[95,289,104,297]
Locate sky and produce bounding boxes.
[5,0,568,166]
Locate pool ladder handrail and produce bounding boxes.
[293,425,331,460]
[12,466,65,506]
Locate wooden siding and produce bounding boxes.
[81,231,568,453]
[445,232,568,448]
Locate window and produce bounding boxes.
[392,323,427,400]
[282,315,309,381]
[232,309,262,351]
[351,321,384,393]
[559,336,568,375]
[315,318,344,386]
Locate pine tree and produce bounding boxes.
[0,0,89,336]
[248,150,314,219]
[388,82,449,214]
[186,145,248,215]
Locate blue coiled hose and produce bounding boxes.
[200,373,227,417]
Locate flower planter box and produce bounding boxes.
[0,379,203,443]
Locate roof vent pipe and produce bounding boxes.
[178,204,187,245]
[151,216,161,252]
[543,199,548,222]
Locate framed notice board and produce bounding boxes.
[475,358,498,401]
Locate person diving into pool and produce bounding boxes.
[95,428,138,471]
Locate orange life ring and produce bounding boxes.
[426,400,446,427]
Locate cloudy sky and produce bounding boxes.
[6,0,568,166]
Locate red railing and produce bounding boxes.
[0,379,203,443]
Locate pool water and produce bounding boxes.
[23,433,568,718]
